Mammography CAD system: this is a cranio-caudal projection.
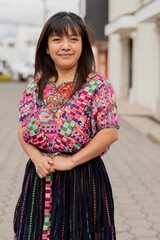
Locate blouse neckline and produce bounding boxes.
[47,80,74,90]
[43,81,76,114]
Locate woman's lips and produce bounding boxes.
[59,54,73,57]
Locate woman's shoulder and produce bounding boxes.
[24,77,40,94]
[87,72,112,89]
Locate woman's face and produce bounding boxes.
[46,26,82,72]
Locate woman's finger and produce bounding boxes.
[37,167,49,178]
[46,156,54,165]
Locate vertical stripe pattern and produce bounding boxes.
[14,157,116,239]
[42,175,53,240]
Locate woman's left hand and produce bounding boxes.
[49,156,75,171]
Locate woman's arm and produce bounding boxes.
[72,127,118,165]
[52,128,118,171]
[18,123,55,178]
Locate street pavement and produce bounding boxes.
[0,81,160,240]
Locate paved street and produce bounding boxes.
[0,82,160,240]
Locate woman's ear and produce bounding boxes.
[46,48,49,54]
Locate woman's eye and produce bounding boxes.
[53,38,61,42]
[71,38,78,41]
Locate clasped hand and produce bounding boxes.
[34,154,75,179]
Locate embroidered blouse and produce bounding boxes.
[18,73,119,156]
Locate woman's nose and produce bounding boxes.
[62,38,70,49]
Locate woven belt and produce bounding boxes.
[37,147,75,157]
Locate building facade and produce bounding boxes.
[0,23,42,80]
[105,0,160,120]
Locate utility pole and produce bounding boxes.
[42,0,47,23]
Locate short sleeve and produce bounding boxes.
[18,85,29,120]
[18,80,34,143]
[90,78,119,155]
[18,80,34,122]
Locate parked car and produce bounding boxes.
[12,62,34,82]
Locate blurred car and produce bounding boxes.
[12,62,34,82]
[0,60,12,81]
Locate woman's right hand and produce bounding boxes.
[32,154,55,179]
[18,124,55,178]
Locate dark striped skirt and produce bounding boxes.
[13,157,116,240]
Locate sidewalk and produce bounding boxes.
[106,97,160,240]
[117,97,160,144]
[0,82,160,240]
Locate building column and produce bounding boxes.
[120,37,130,98]
[108,33,122,96]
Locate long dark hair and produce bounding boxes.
[34,12,95,100]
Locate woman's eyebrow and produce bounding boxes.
[50,33,80,38]
[50,34,62,37]
[68,33,80,37]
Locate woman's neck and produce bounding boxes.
[53,65,77,83]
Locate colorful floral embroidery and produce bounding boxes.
[43,81,75,114]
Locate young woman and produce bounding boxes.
[14,12,119,240]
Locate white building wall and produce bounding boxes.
[133,22,160,112]
[109,0,141,21]
[106,0,160,118]
[15,24,41,65]
[0,41,14,63]
[0,23,42,80]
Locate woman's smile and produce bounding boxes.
[58,53,73,57]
